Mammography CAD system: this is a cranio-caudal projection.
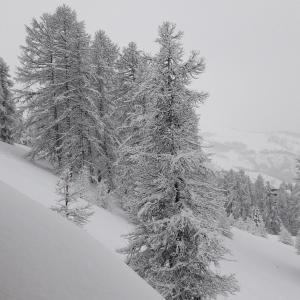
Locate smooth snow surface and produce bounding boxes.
[0,180,163,300]
[220,228,300,300]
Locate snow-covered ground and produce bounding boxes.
[220,228,300,300]
[1,141,300,299]
[0,180,162,300]
[0,141,132,253]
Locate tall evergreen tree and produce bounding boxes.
[115,42,151,204]
[122,22,238,300]
[17,12,62,164]
[264,183,281,234]
[254,175,267,215]
[221,170,252,220]
[90,30,119,189]
[17,5,102,176]
[53,6,101,174]
[0,57,15,144]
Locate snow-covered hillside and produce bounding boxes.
[1,141,300,300]
[0,141,132,252]
[203,128,300,185]
[220,228,300,300]
[0,180,163,300]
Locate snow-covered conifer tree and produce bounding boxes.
[254,175,267,216]
[52,167,93,226]
[115,41,143,128]
[220,170,253,220]
[17,12,62,164]
[264,183,281,234]
[279,225,294,246]
[115,42,151,205]
[90,30,119,190]
[0,57,15,144]
[18,5,103,176]
[53,7,102,175]
[122,22,238,300]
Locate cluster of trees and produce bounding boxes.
[0,57,15,144]
[218,170,300,236]
[2,4,300,298]
[0,5,239,300]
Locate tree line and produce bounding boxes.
[218,169,300,236]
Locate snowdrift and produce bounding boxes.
[0,180,163,300]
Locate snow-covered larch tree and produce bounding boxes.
[122,22,238,300]
[17,12,63,165]
[53,6,102,175]
[90,30,119,190]
[17,5,103,176]
[115,42,151,207]
[264,183,281,234]
[51,167,93,226]
[0,57,15,144]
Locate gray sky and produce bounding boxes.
[1,0,300,133]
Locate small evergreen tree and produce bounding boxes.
[0,57,15,144]
[250,207,267,237]
[52,168,93,226]
[278,225,294,246]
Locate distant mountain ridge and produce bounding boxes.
[202,128,300,186]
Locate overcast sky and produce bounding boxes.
[1,0,300,133]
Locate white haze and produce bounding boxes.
[1,0,300,134]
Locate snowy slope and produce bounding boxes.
[203,128,300,185]
[220,228,300,300]
[1,141,300,300]
[0,180,163,300]
[0,141,132,253]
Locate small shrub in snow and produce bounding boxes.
[279,226,294,246]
